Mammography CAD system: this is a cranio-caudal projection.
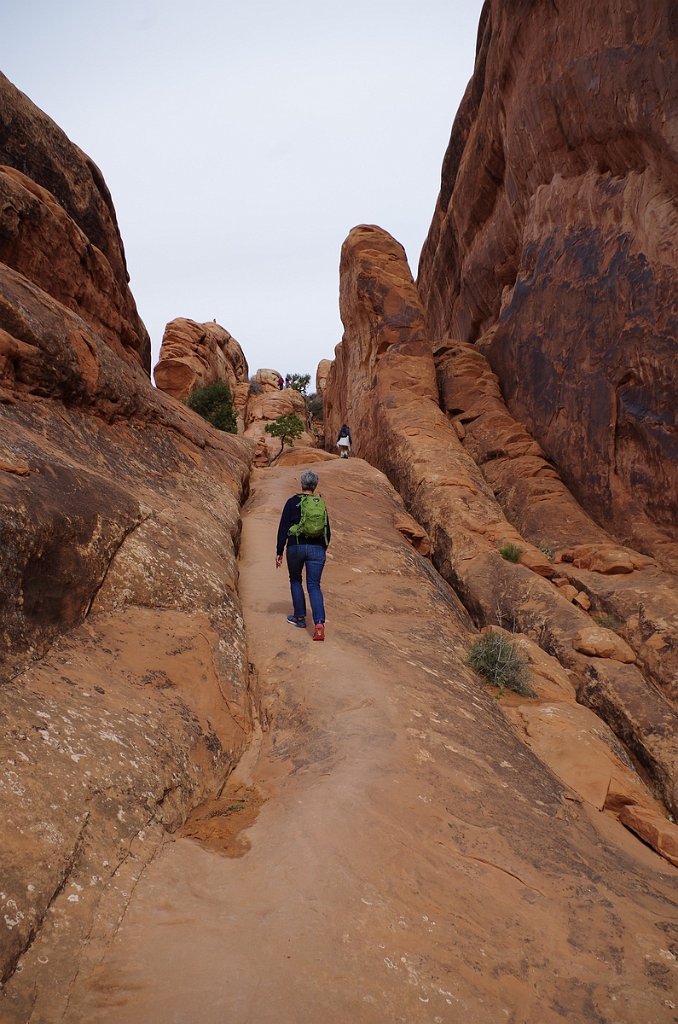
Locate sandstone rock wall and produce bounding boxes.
[153,340,318,458]
[315,358,331,395]
[0,73,150,372]
[244,386,315,459]
[435,337,678,698]
[417,0,678,559]
[325,224,678,818]
[153,317,250,428]
[0,80,256,988]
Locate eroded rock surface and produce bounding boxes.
[0,78,255,1003]
[435,337,678,703]
[325,224,678,817]
[244,385,315,461]
[417,1,678,560]
[48,460,678,1024]
[0,73,150,372]
[315,358,332,394]
[153,317,250,428]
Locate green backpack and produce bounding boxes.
[288,494,328,543]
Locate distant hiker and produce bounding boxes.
[275,470,331,641]
[277,375,284,390]
[336,424,351,458]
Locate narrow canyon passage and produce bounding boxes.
[59,459,677,1024]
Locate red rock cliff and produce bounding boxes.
[0,75,254,993]
[326,223,678,825]
[0,72,150,372]
[417,0,678,557]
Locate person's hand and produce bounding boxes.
[275,554,283,569]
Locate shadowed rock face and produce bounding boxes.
[0,74,150,372]
[417,0,678,556]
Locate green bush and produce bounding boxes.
[499,542,523,563]
[185,382,237,433]
[467,630,535,696]
[265,413,305,456]
[538,543,555,561]
[285,373,311,394]
[306,392,324,422]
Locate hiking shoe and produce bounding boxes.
[287,615,306,628]
[313,623,325,642]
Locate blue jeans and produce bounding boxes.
[286,543,326,624]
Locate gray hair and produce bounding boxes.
[300,470,319,491]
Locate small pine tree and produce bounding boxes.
[285,373,311,394]
[185,382,237,433]
[265,413,304,459]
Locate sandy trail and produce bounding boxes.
[60,460,678,1024]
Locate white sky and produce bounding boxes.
[4,0,484,384]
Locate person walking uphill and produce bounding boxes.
[276,470,331,641]
[336,424,351,458]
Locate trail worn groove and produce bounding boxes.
[49,459,677,1024]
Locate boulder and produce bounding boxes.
[153,317,250,429]
[246,388,306,424]
[252,368,283,392]
[619,805,678,868]
[560,544,651,575]
[315,358,332,394]
[574,627,636,663]
[276,445,336,467]
[244,387,314,459]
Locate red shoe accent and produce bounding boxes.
[313,623,325,641]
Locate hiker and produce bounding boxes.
[275,470,331,641]
[336,424,351,458]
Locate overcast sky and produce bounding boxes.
[4,0,484,384]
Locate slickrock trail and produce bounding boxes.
[57,460,677,1024]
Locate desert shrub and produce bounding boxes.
[538,543,555,561]
[285,373,311,394]
[498,542,523,563]
[185,382,236,433]
[249,377,263,394]
[467,630,535,696]
[265,413,304,453]
[306,391,324,422]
